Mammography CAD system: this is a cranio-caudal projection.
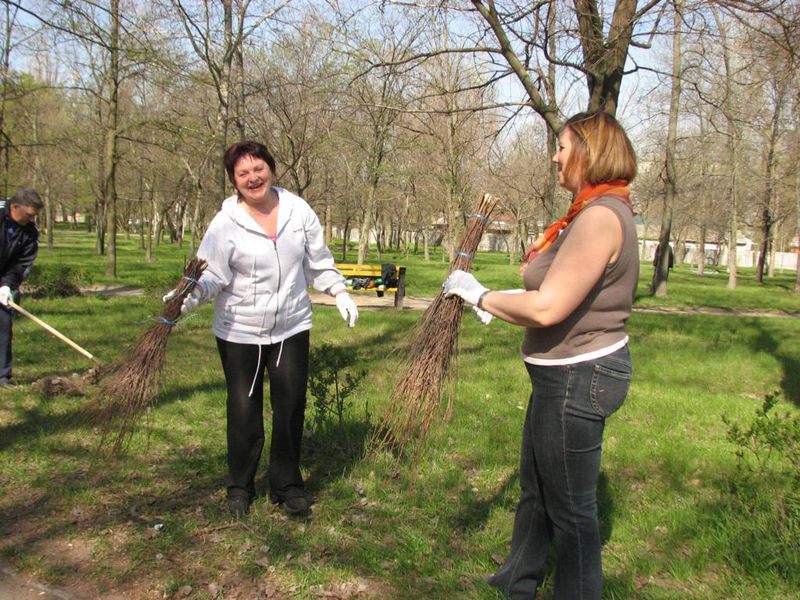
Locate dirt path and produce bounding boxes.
[0,564,79,600]
[85,286,798,318]
[311,292,799,319]
[632,305,799,319]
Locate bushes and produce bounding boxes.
[722,391,800,581]
[303,342,371,468]
[23,263,91,298]
[307,342,367,434]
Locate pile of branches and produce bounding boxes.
[96,257,207,454]
[371,192,499,458]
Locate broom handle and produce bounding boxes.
[7,300,102,365]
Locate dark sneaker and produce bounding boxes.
[227,496,251,518]
[0,379,16,389]
[281,496,311,517]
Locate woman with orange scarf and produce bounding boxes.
[444,111,639,600]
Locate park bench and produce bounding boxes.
[337,263,407,308]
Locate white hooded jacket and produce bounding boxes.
[196,187,345,345]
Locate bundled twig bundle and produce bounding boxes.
[96,257,207,454]
[371,192,499,457]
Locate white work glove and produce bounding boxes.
[472,305,493,325]
[335,292,359,327]
[162,284,205,316]
[0,286,11,307]
[442,269,489,306]
[471,289,525,325]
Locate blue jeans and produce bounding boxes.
[488,346,631,600]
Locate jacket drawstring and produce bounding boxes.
[247,339,285,398]
[275,339,284,368]
[248,344,262,398]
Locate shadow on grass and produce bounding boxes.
[748,320,800,406]
[0,452,240,594]
[0,380,225,452]
[447,469,616,549]
[302,419,373,498]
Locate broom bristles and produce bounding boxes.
[371,192,500,457]
[96,257,207,454]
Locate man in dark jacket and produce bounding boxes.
[0,188,43,387]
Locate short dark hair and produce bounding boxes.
[11,187,43,210]
[223,141,277,185]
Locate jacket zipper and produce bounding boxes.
[267,237,281,343]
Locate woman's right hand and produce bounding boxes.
[162,286,204,315]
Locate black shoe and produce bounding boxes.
[0,379,16,389]
[227,496,251,518]
[281,496,311,516]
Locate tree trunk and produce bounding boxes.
[324,201,333,244]
[137,175,145,250]
[509,215,520,266]
[727,165,739,289]
[341,218,351,263]
[697,225,707,275]
[357,183,377,264]
[104,0,120,278]
[768,221,777,278]
[650,0,682,297]
[544,6,560,217]
[31,118,55,250]
[676,237,685,269]
[795,165,799,294]
[146,186,155,263]
[755,205,772,283]
[708,7,740,289]
[95,150,106,255]
[0,2,14,197]
[755,79,784,283]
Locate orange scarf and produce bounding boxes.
[523,179,631,262]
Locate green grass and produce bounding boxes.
[35,227,800,312]
[0,229,798,598]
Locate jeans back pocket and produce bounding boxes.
[589,358,631,417]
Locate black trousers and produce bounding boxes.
[0,305,13,382]
[216,330,310,501]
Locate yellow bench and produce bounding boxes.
[337,263,407,308]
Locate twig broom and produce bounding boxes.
[370,192,499,458]
[96,257,207,454]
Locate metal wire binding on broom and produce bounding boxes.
[126,275,203,327]
[370,192,500,459]
[95,256,208,455]
[130,311,198,328]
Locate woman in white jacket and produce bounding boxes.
[169,141,358,517]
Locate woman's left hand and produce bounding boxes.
[335,292,359,327]
[443,269,489,305]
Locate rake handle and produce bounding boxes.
[7,300,102,365]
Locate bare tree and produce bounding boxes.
[0,1,18,197]
[169,0,289,200]
[753,62,789,283]
[369,0,667,269]
[403,13,490,261]
[335,15,421,264]
[246,13,343,212]
[709,0,799,290]
[650,0,682,297]
[683,5,748,289]
[385,1,664,125]
[101,0,120,276]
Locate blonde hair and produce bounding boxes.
[561,111,637,186]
